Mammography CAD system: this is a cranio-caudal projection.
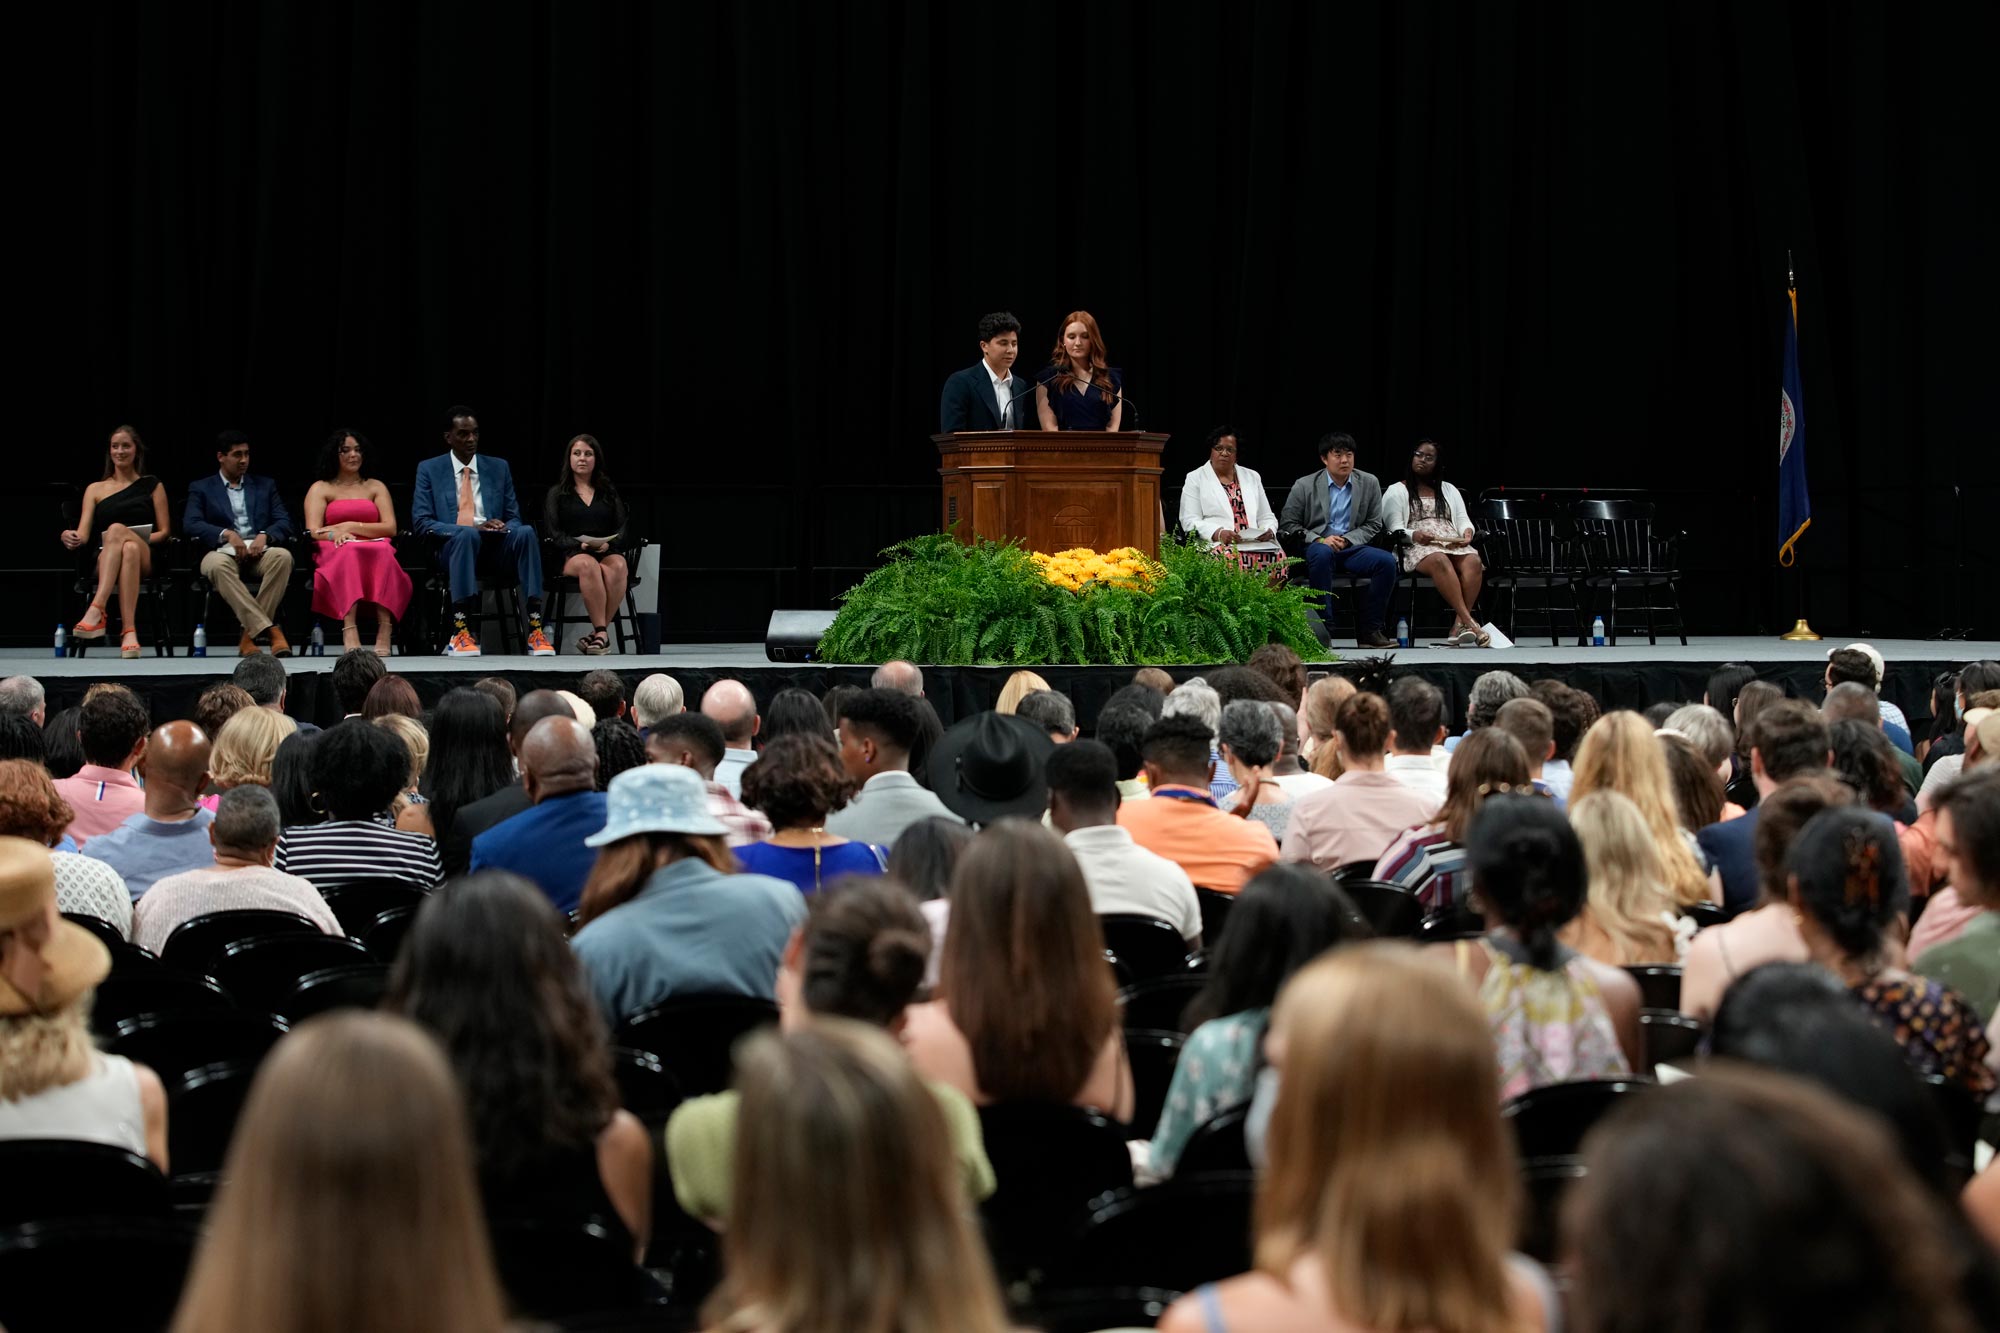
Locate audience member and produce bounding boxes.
[469,717,609,916]
[630,672,685,734]
[0,760,131,936]
[1570,711,1715,908]
[1146,865,1364,1181]
[907,695,947,788]
[231,652,300,724]
[276,722,443,891]
[411,405,553,657]
[1207,665,1291,711]
[821,683,864,733]
[1565,1068,1986,1333]
[1093,699,1156,802]
[1263,701,1331,801]
[700,679,762,797]
[1562,791,1686,966]
[376,714,430,822]
[388,871,651,1259]
[1642,701,1678,729]
[1911,769,2000,1020]
[1162,945,1557,1333]
[191,682,256,747]
[1385,676,1449,795]
[1826,641,1911,734]
[870,659,925,696]
[1493,695,1560,804]
[1119,714,1278,892]
[1681,775,1852,1022]
[1218,697,1291,841]
[132,787,340,953]
[328,647,386,718]
[361,674,423,721]
[1283,692,1439,870]
[0,838,167,1168]
[443,689,576,871]
[928,711,1054,828]
[1374,728,1531,912]
[1831,717,1919,837]
[885,815,975,984]
[1658,730,1725,841]
[471,676,515,725]
[1160,677,1237,805]
[1244,642,1308,708]
[665,879,993,1223]
[1013,688,1079,742]
[994,669,1052,714]
[84,721,217,900]
[1299,673,1356,778]
[903,822,1134,1120]
[1666,701,1744,815]
[644,711,772,846]
[1704,661,1759,716]
[51,685,149,845]
[825,689,960,844]
[39,705,84,780]
[208,706,297,792]
[1047,739,1200,941]
[0,713,44,765]
[1132,665,1175,695]
[1920,670,1962,769]
[1528,679,1590,802]
[1728,678,1788,807]
[1442,795,1642,1094]
[760,686,836,745]
[701,1021,1012,1333]
[1827,680,1923,796]
[575,668,626,723]
[738,734,886,893]
[409,688,512,854]
[269,732,321,829]
[1446,668,1529,752]
[1698,698,1832,913]
[168,1012,509,1333]
[0,675,47,725]
[1787,806,1993,1099]
[572,764,805,1024]
[591,716,646,791]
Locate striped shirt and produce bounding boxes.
[1372,825,1471,912]
[275,817,444,893]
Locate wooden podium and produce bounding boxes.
[933,431,1170,557]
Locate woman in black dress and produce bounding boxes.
[543,433,631,655]
[58,424,171,657]
[1034,310,1124,432]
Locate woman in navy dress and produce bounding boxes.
[542,433,632,656]
[59,424,171,658]
[1035,310,1124,432]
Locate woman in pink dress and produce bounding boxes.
[304,429,411,654]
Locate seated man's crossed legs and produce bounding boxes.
[437,525,551,657]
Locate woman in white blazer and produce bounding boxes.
[1178,428,1280,572]
[1381,438,1487,645]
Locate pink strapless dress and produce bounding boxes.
[313,499,412,619]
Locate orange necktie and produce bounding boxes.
[456,465,476,526]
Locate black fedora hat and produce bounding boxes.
[928,711,1055,825]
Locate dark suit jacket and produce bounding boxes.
[1696,808,1761,916]
[1278,468,1388,547]
[410,453,524,536]
[184,474,295,548]
[940,362,1037,433]
[443,778,532,878]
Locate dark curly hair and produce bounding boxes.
[740,733,853,832]
[386,871,618,1186]
[591,717,646,792]
[1787,807,1909,966]
[310,720,408,820]
[1829,720,1905,815]
[1467,794,1587,970]
[316,427,372,482]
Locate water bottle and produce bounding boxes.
[192,623,207,657]
[1395,617,1410,648]
[52,623,65,658]
[1591,615,1606,647]
[310,624,325,657]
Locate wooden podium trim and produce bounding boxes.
[934,431,1170,557]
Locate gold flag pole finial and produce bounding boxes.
[1780,618,1821,642]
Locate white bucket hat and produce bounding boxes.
[585,764,728,846]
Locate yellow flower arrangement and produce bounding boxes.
[1030,545,1160,593]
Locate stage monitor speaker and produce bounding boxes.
[766,610,837,662]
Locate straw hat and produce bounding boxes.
[0,836,110,1017]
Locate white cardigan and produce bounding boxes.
[1380,480,1472,542]
[1179,462,1277,547]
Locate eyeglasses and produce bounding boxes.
[1211,444,1237,454]
[1412,450,1438,460]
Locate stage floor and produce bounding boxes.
[11,637,1992,730]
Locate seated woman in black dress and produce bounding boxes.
[59,424,171,658]
[1035,309,1125,432]
[543,433,632,655]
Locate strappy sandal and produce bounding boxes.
[120,629,142,659]
[580,629,610,656]
[72,605,108,641]
[341,627,362,652]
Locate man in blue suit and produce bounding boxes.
[411,405,551,657]
[939,311,1037,432]
[184,431,296,656]
[469,715,606,914]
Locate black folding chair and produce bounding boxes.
[165,1059,260,1181]
[60,911,124,952]
[0,1140,172,1228]
[1122,1028,1185,1140]
[1474,497,1582,646]
[209,933,376,1013]
[1176,1101,1254,1177]
[276,963,392,1024]
[1195,887,1235,945]
[58,492,175,658]
[1098,913,1197,985]
[108,1010,288,1087]
[609,1047,685,1125]
[487,1218,670,1321]
[90,970,234,1037]
[614,994,780,1098]
[1517,1157,1589,1263]
[1416,903,1487,941]
[543,535,651,654]
[1639,1012,1704,1073]
[1623,965,1683,1012]
[1340,879,1422,938]
[1020,1289,1180,1333]
[0,1217,199,1333]
[159,909,321,979]
[1572,499,1686,646]
[1504,1078,1651,1163]
[364,903,419,963]
[977,1102,1135,1285]
[1041,1173,1257,1294]
[1117,974,1207,1036]
[316,879,424,940]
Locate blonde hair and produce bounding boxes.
[208,707,298,789]
[1302,676,1357,778]
[708,1019,1012,1333]
[171,1012,506,1333]
[1570,711,1712,906]
[1566,791,1679,964]
[1257,945,1526,1333]
[373,714,430,791]
[995,670,1052,715]
[0,995,95,1099]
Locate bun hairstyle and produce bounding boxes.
[1786,807,1909,964]
[799,877,932,1027]
[1466,794,1586,970]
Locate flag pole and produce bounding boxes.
[1779,251,1820,641]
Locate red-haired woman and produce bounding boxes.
[1035,310,1125,431]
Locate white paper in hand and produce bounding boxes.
[1481,622,1514,649]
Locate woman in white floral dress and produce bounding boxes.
[1381,438,1488,646]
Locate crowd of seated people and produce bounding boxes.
[55,411,646,659]
[0,649,1997,1333]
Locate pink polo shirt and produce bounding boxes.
[1281,769,1441,871]
[52,765,147,846]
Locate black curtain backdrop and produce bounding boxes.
[18,1,1993,644]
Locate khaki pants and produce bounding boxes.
[199,546,294,636]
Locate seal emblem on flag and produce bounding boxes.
[1779,389,1796,463]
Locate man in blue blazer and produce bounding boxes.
[468,714,607,914]
[411,405,551,657]
[939,311,1038,433]
[184,431,297,655]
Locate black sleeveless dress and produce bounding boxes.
[93,476,161,537]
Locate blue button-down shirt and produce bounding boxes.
[1326,472,1353,537]
[220,472,252,541]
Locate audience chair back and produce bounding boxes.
[363,902,419,964]
[1503,1078,1651,1163]
[0,1140,172,1228]
[160,909,322,979]
[486,1217,668,1322]
[275,962,393,1025]
[609,1047,685,1127]
[1622,965,1683,1012]
[1415,903,1487,941]
[0,1217,198,1333]
[59,911,124,952]
[1924,1073,1982,1189]
[208,933,375,1013]
[1175,1101,1254,1177]
[614,993,780,1098]
[164,1058,260,1181]
[977,1102,1135,1286]
[107,1010,287,1088]
[315,879,424,939]
[1638,1012,1704,1074]
[1098,914,1198,985]
[1021,1288,1178,1333]
[1040,1172,1258,1296]
[1115,974,1206,1036]
[1122,1029,1185,1140]
[1195,887,1234,945]
[89,970,233,1037]
[1339,879,1422,938]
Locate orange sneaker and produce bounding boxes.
[526,624,555,657]
[445,628,481,657]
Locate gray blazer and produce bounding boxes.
[824,771,965,847]
[1279,468,1389,546]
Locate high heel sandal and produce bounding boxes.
[120,629,142,659]
[341,627,362,652]
[72,606,108,641]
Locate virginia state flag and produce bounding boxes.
[1777,286,1810,566]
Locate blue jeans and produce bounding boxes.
[1303,539,1397,633]
[437,524,543,607]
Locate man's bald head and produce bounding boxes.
[871,660,925,697]
[700,679,760,746]
[520,716,598,802]
[139,721,212,806]
[509,689,578,754]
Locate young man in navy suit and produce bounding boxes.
[939,311,1036,432]
[410,406,552,657]
[184,431,297,656]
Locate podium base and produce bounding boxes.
[1779,618,1823,642]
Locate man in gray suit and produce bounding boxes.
[1279,432,1399,648]
[826,689,964,846]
